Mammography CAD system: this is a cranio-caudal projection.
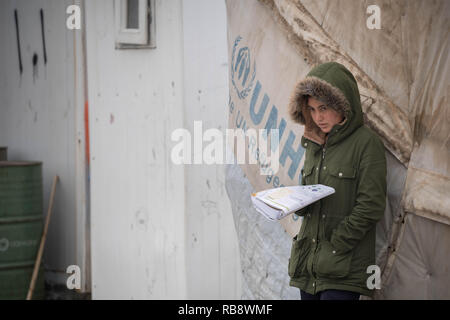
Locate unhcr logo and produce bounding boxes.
[231,36,256,100]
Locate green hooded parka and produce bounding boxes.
[287,62,387,297]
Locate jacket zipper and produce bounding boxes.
[311,129,338,290]
[312,141,328,283]
[311,145,324,280]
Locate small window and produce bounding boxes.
[126,0,140,29]
[115,0,156,49]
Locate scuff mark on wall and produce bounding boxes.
[32,53,38,82]
[40,9,47,65]
[135,208,149,231]
[14,9,23,75]
[201,200,218,216]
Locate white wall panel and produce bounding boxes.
[86,0,187,299]
[87,0,241,299]
[182,0,242,299]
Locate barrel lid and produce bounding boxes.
[0,161,42,167]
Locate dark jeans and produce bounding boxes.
[300,289,360,300]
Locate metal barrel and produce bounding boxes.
[0,147,6,161]
[0,161,45,299]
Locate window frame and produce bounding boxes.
[114,0,156,49]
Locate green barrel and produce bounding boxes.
[0,161,45,299]
[0,148,6,161]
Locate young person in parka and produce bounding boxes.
[288,62,387,300]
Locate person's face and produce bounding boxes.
[307,97,344,133]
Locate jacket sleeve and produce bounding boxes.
[330,136,387,253]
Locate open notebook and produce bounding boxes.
[251,184,335,221]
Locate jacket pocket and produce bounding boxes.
[327,164,357,202]
[288,236,311,278]
[314,240,353,279]
[328,164,356,179]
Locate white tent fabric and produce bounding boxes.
[225,0,449,299]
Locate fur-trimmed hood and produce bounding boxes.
[289,62,363,146]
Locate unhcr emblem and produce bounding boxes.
[231,36,256,100]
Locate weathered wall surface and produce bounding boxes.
[0,0,89,293]
[86,0,241,299]
[182,0,242,299]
